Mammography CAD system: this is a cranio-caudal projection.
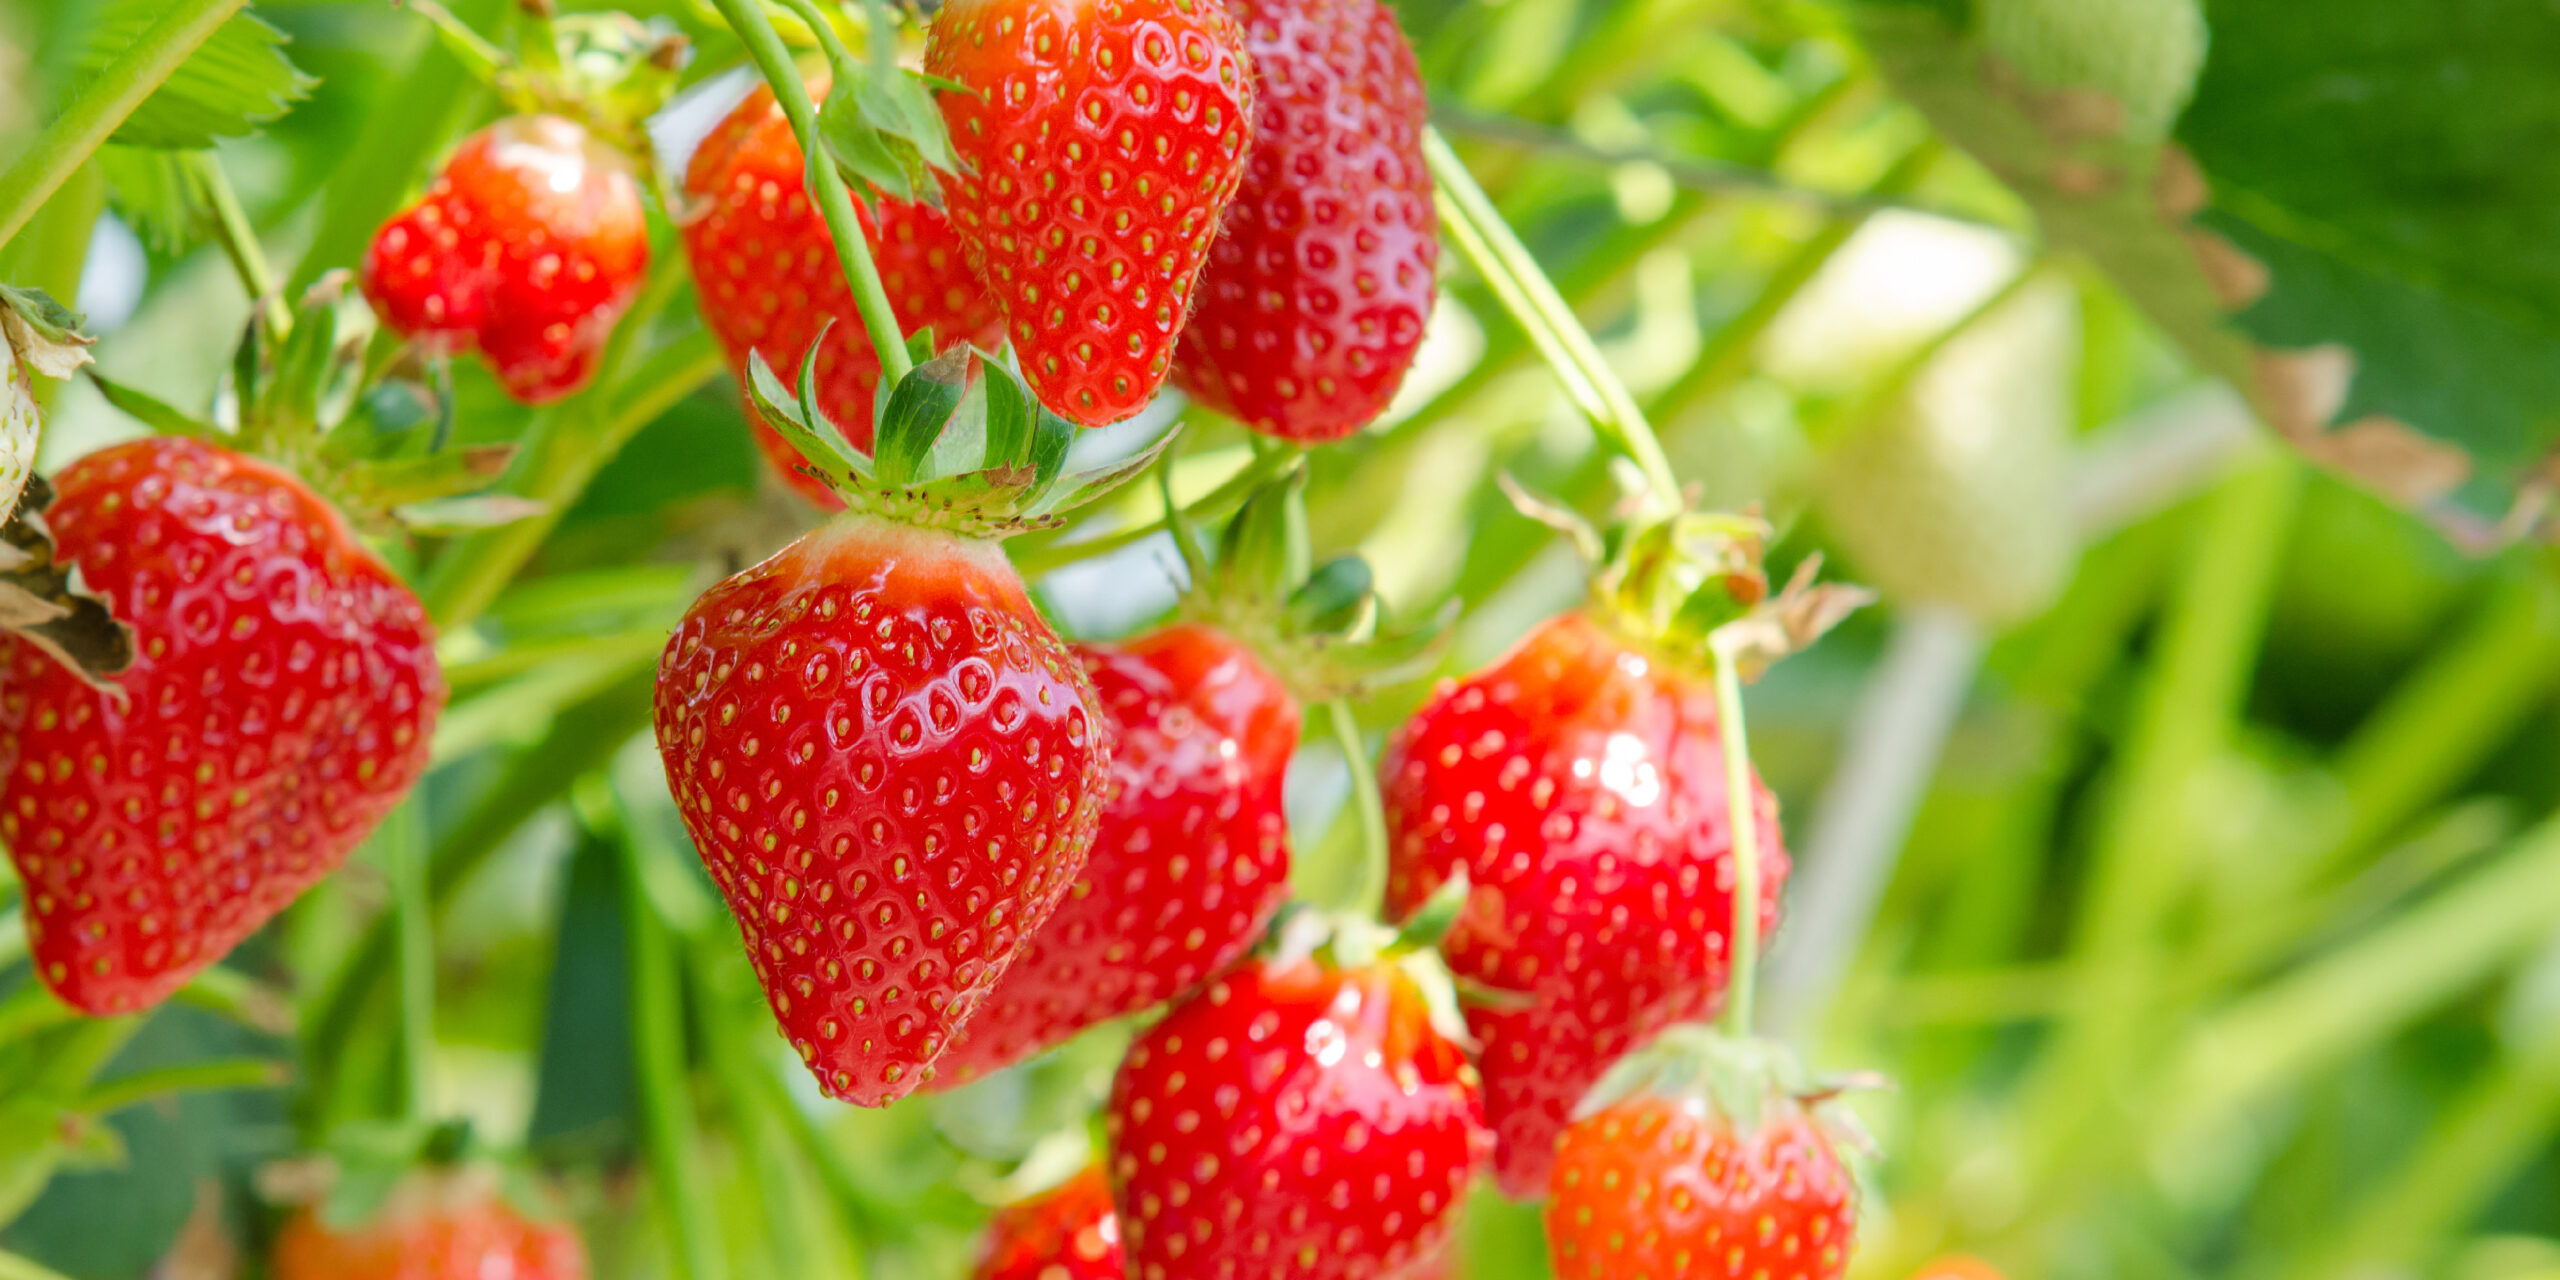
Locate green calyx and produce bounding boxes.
[87,271,540,536]
[277,1118,558,1232]
[1574,1023,1881,1148]
[408,1,688,155]
[1165,458,1454,703]
[1264,903,1479,1052]
[1502,473,1873,681]
[745,336,1175,540]
[794,0,968,210]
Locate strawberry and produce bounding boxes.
[1172,0,1436,441]
[1380,610,1787,1198]
[1545,1089,1857,1280]
[681,81,1003,507]
[1913,1255,2005,1280]
[1106,955,1490,1280]
[0,437,443,1015]
[974,1165,1124,1280]
[924,0,1256,426]
[363,114,649,405]
[932,623,1297,1085]
[271,1172,587,1280]
[653,513,1111,1105]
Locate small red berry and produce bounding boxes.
[925,0,1257,425]
[1546,1092,1857,1280]
[652,514,1111,1105]
[0,437,443,1015]
[973,1166,1123,1280]
[1107,956,1490,1280]
[364,115,649,404]
[933,623,1298,1085]
[1382,611,1787,1197]
[271,1174,587,1280]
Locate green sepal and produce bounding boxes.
[390,494,550,535]
[86,373,220,441]
[342,446,519,508]
[873,348,969,486]
[744,343,1167,538]
[1173,460,1453,703]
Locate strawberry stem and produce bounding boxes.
[0,0,247,252]
[1424,128,1682,515]
[713,0,918,388]
[185,152,292,336]
[399,0,515,89]
[1710,629,1763,1037]
[1325,699,1393,918]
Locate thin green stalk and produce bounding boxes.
[402,0,513,84]
[711,0,915,385]
[1425,128,1680,512]
[1709,636,1762,1036]
[80,1056,287,1115]
[171,966,295,1034]
[743,1043,889,1255]
[185,151,289,333]
[0,0,248,250]
[386,803,434,1122]
[687,958,821,1279]
[1008,444,1298,576]
[1324,700,1391,917]
[610,807,728,1280]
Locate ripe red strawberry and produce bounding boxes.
[271,1173,587,1280]
[1107,956,1490,1280]
[933,623,1297,1085]
[0,437,443,1015]
[1546,1091,1856,1280]
[363,114,649,404]
[974,1165,1124,1280]
[1172,0,1436,441]
[653,514,1111,1105]
[924,0,1256,426]
[1380,610,1787,1198]
[682,81,1003,507]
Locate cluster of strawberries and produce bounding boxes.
[0,0,1865,1276]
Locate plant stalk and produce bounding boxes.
[0,0,249,251]
[1425,128,1679,512]
[1324,699,1392,918]
[186,152,291,334]
[710,0,915,386]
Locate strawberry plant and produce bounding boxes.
[3,1,2559,1279]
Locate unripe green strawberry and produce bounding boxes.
[1813,277,2080,625]
[1977,0,2208,142]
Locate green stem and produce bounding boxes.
[1008,444,1296,576]
[185,152,290,334]
[1425,128,1679,512]
[386,803,434,1122]
[0,0,248,251]
[80,1056,287,1115]
[1324,700,1390,918]
[171,966,295,1034]
[402,0,514,85]
[0,980,77,1045]
[1709,634,1762,1037]
[608,800,729,1280]
[712,0,915,386]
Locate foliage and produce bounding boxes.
[0,2,2557,1280]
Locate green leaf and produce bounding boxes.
[78,3,316,149]
[391,494,550,535]
[92,147,203,253]
[1854,0,2560,543]
[745,350,865,494]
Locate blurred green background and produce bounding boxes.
[5,1,2560,1278]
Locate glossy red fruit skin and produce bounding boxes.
[974,1166,1124,1280]
[1107,958,1491,1280]
[933,624,1298,1085]
[1545,1093,1856,1280]
[925,0,1256,426]
[1172,0,1436,441]
[271,1179,588,1280]
[652,514,1111,1105]
[363,115,649,404]
[682,82,1004,508]
[0,438,443,1016]
[1381,611,1788,1198]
